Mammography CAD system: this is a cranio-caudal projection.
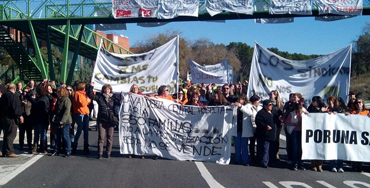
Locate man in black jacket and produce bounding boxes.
[1,83,24,157]
[255,99,277,168]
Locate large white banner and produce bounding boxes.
[317,0,363,15]
[119,94,235,164]
[189,59,230,84]
[247,43,351,104]
[269,0,312,15]
[112,0,159,18]
[302,113,370,162]
[206,0,253,16]
[157,0,199,19]
[91,37,178,94]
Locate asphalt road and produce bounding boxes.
[1,123,370,188]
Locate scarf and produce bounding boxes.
[103,93,113,104]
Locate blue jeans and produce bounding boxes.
[73,114,89,147]
[330,160,343,169]
[291,130,303,167]
[257,138,271,167]
[54,124,71,154]
[234,132,249,164]
[34,124,47,145]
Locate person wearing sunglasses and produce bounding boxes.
[222,84,237,103]
[255,99,277,168]
[347,98,369,172]
[156,85,174,101]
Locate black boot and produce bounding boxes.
[41,142,48,154]
[83,144,90,155]
[71,144,77,155]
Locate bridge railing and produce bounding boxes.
[1,0,369,21]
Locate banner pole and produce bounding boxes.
[176,35,180,99]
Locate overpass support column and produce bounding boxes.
[66,24,85,85]
[28,21,48,79]
[60,19,70,83]
[46,26,55,81]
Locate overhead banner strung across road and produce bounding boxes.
[157,0,199,19]
[269,0,312,14]
[119,94,235,164]
[302,113,370,162]
[317,0,363,15]
[206,0,253,16]
[91,37,178,94]
[247,43,351,103]
[189,59,230,84]
[112,0,159,18]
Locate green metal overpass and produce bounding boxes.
[0,0,369,84]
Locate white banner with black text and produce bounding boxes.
[302,113,370,162]
[119,93,235,164]
[189,58,230,84]
[91,37,178,94]
[247,43,351,104]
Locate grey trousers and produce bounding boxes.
[98,121,114,155]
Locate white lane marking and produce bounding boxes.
[280,134,286,141]
[317,181,337,188]
[361,172,370,178]
[0,155,43,186]
[263,181,279,188]
[195,162,225,188]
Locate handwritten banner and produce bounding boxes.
[189,58,230,84]
[317,0,363,15]
[269,0,312,15]
[247,43,351,103]
[206,0,253,16]
[302,113,370,162]
[119,94,235,164]
[91,37,178,94]
[157,0,199,19]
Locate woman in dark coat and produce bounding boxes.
[88,82,120,159]
[51,87,72,157]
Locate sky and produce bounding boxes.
[106,15,369,55]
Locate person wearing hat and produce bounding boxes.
[255,99,277,168]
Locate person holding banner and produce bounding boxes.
[157,85,174,101]
[247,95,261,163]
[129,84,143,95]
[255,100,277,168]
[348,98,369,172]
[328,97,347,173]
[186,93,204,107]
[233,95,258,166]
[208,91,229,106]
[174,88,188,105]
[222,84,237,103]
[285,103,306,171]
[269,90,283,161]
[88,82,120,159]
[307,96,327,172]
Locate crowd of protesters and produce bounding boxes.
[0,78,369,173]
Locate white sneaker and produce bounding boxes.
[331,168,337,172]
[338,168,344,173]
